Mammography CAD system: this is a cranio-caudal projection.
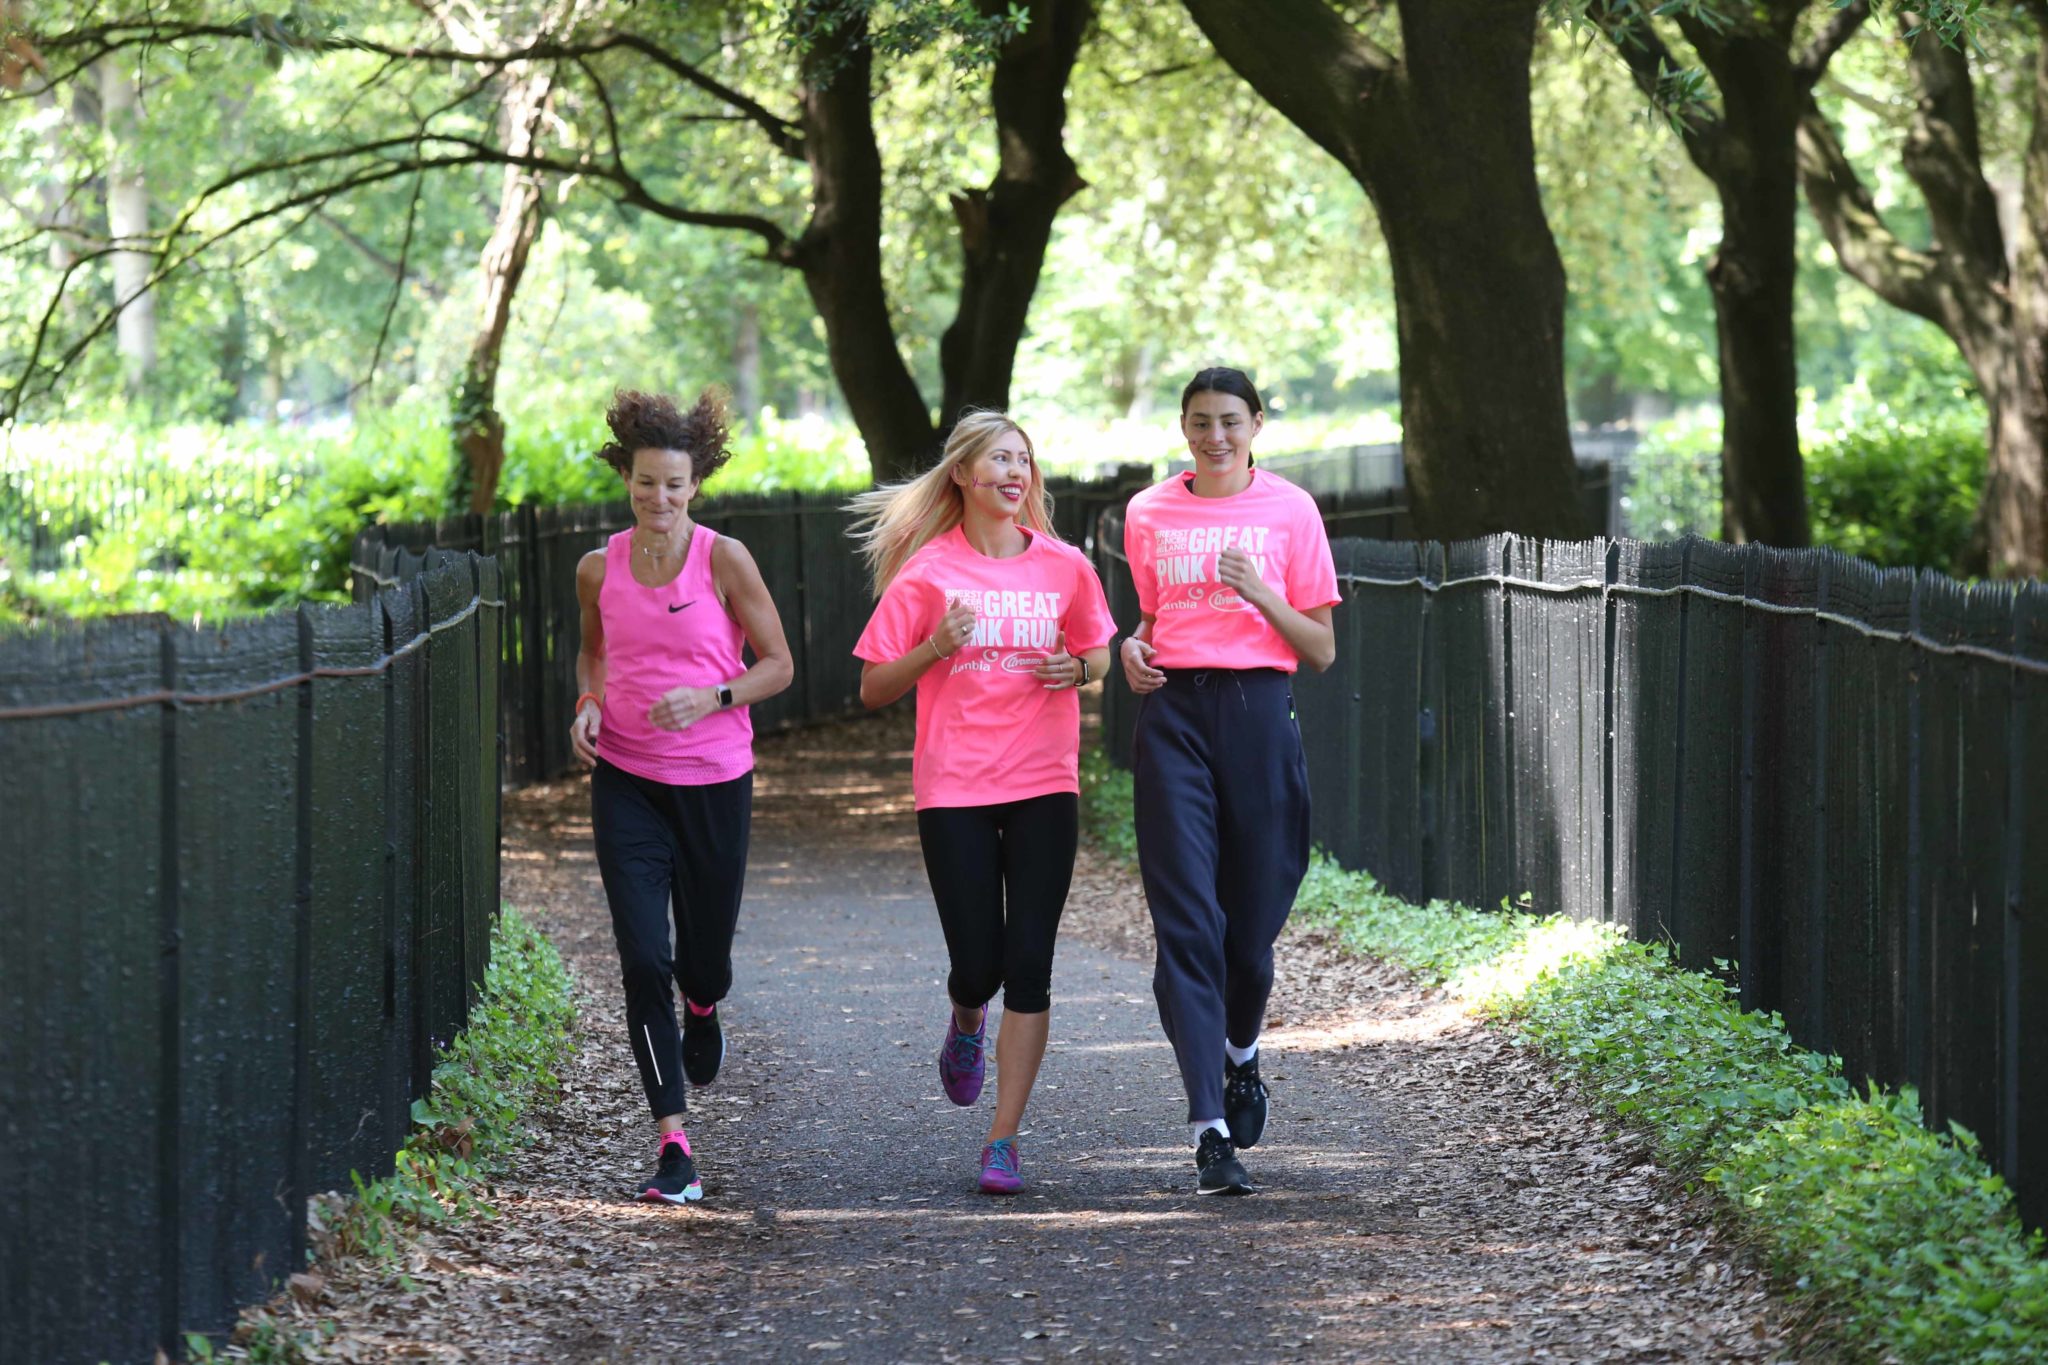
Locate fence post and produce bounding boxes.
[1737,547,1761,1010]
[1905,572,1927,1097]
[1809,555,1833,1054]
[156,625,182,1359]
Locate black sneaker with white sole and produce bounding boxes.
[1224,1053,1270,1148]
[682,1003,724,1087]
[639,1135,703,1204]
[1195,1128,1255,1195]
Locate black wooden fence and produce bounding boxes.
[0,549,502,1365]
[1097,522,2048,1233]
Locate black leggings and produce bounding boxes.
[916,792,1079,1014]
[591,759,753,1121]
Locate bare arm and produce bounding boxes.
[1119,614,1165,693]
[714,536,795,705]
[1218,548,1336,672]
[861,599,975,709]
[570,549,607,766]
[648,537,795,730]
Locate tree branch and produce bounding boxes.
[19,19,810,159]
[1794,0,1868,88]
[1180,0,1394,179]
[1587,2,1728,175]
[1796,103,1945,322]
[1899,9,2005,278]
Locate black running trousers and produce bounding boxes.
[590,758,752,1121]
[916,792,1079,1015]
[1132,668,1310,1123]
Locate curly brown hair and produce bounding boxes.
[598,387,734,482]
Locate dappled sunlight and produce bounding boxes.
[1449,915,1626,1005]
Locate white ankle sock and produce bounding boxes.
[1191,1118,1230,1145]
[1224,1038,1259,1066]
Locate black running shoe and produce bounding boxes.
[638,1134,703,1204]
[682,1003,724,1087]
[1224,1053,1270,1149]
[1195,1129,1255,1195]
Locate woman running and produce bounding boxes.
[850,411,1113,1195]
[1120,368,1338,1195]
[569,387,794,1205]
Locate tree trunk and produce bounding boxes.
[1596,4,1823,547]
[1688,20,1811,546]
[793,18,937,482]
[1797,12,2048,576]
[95,57,154,393]
[937,0,1092,432]
[1183,0,1586,540]
[1984,16,2048,575]
[452,72,552,515]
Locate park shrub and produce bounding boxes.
[334,903,576,1258]
[1078,767,2048,1364]
[1622,390,1989,575]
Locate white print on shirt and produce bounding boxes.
[937,585,1066,666]
[1151,526,1275,613]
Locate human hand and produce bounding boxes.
[570,699,602,766]
[1031,630,1084,690]
[930,598,977,661]
[1121,636,1165,693]
[649,685,720,732]
[1216,548,1273,609]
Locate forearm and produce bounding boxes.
[1257,597,1335,671]
[862,638,949,708]
[1080,646,1112,682]
[729,650,793,706]
[576,650,607,703]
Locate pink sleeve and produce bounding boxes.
[1123,501,1157,616]
[1286,499,1341,611]
[854,572,938,663]
[1062,553,1115,652]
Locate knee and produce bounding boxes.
[948,959,1002,1011]
[618,942,671,995]
[1002,976,1052,1014]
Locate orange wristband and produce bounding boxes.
[575,691,601,714]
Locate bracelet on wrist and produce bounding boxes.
[575,690,601,714]
[927,635,947,662]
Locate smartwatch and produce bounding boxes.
[715,683,734,709]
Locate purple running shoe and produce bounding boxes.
[978,1136,1023,1195]
[938,1006,987,1106]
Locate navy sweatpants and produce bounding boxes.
[591,759,752,1121]
[1132,668,1310,1123]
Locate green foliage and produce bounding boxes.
[1077,744,1138,866]
[325,904,576,1264]
[1804,399,1985,575]
[1077,771,2048,1362]
[1714,1092,2048,1364]
[1621,371,1989,573]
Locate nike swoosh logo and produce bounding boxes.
[668,601,696,613]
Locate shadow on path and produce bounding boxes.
[310,707,1790,1364]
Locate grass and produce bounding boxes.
[186,904,577,1363]
[1080,750,2048,1365]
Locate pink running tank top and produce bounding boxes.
[594,525,755,785]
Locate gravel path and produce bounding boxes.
[304,705,1796,1363]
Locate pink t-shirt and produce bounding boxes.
[1123,469,1340,672]
[854,526,1115,810]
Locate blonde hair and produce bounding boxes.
[847,410,1059,594]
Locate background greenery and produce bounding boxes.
[0,3,2013,622]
